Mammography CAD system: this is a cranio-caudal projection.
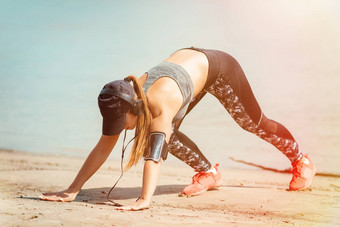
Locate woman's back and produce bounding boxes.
[164,49,209,98]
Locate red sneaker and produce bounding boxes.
[182,164,223,196]
[289,154,317,190]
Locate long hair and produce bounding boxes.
[124,75,152,170]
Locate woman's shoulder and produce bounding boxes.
[145,77,183,119]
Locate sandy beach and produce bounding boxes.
[0,149,339,226]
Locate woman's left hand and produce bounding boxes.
[115,197,150,211]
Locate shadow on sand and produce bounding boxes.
[21,184,186,205]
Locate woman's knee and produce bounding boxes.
[259,115,295,140]
[258,114,277,134]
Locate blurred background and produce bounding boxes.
[1,0,339,173]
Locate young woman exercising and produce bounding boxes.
[40,47,316,210]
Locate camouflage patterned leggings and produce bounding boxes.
[167,48,303,172]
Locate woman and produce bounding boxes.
[40,47,316,211]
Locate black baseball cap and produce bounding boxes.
[98,79,135,135]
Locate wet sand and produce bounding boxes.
[0,149,339,226]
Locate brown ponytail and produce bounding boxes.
[124,75,152,170]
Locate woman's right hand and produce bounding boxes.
[39,135,119,203]
[40,188,79,202]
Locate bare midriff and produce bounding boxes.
[164,49,209,98]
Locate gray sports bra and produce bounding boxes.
[143,61,194,123]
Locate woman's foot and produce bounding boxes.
[182,163,223,196]
[289,154,317,190]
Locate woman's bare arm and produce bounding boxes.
[116,95,177,210]
[40,134,119,202]
[116,114,172,210]
[116,76,183,210]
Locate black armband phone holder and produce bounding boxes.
[144,132,168,162]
